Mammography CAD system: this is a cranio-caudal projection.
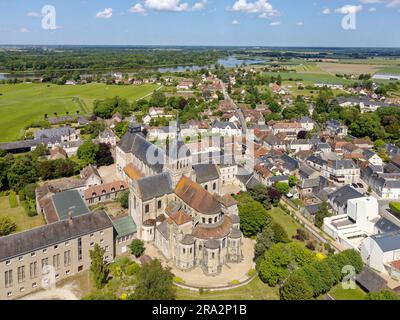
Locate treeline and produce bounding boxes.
[0,48,225,72]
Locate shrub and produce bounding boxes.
[231,280,240,285]
[247,269,256,277]
[125,262,140,276]
[389,202,400,216]
[293,229,309,242]
[129,240,145,258]
[173,277,185,284]
[0,216,17,236]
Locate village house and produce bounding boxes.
[84,181,128,205]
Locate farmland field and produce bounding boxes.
[317,62,383,75]
[264,71,353,85]
[0,83,158,142]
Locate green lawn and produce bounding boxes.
[0,196,45,232]
[268,207,300,239]
[175,276,279,300]
[0,83,158,142]
[327,284,366,300]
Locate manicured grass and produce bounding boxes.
[268,207,300,239]
[0,196,45,232]
[175,276,279,300]
[0,83,158,142]
[328,284,366,300]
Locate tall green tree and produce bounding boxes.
[89,244,109,289]
[315,202,332,228]
[130,259,175,300]
[77,141,100,166]
[280,273,314,300]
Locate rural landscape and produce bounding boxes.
[1,0,400,310]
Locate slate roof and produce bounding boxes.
[370,231,400,252]
[0,211,112,262]
[34,127,76,139]
[175,176,221,215]
[328,159,357,170]
[328,185,364,208]
[52,190,90,221]
[205,239,220,249]
[193,164,220,184]
[118,130,164,174]
[299,164,318,178]
[137,173,173,201]
[181,235,195,245]
[374,218,400,234]
[229,228,242,239]
[307,155,328,167]
[356,267,387,293]
[212,121,239,130]
[304,204,322,216]
[157,221,169,239]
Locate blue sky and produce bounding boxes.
[0,0,399,46]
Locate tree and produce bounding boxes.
[274,182,290,195]
[365,290,399,300]
[129,240,145,258]
[314,202,332,228]
[0,216,17,236]
[149,90,166,107]
[119,191,129,209]
[254,227,275,259]
[7,155,38,191]
[248,184,271,209]
[130,259,175,300]
[271,222,290,244]
[288,176,298,188]
[267,187,283,206]
[238,196,272,237]
[77,141,100,166]
[89,244,109,289]
[96,143,114,166]
[280,273,314,300]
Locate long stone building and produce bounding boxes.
[0,211,114,300]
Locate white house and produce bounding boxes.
[363,150,384,167]
[324,197,380,250]
[361,231,400,274]
[211,121,242,137]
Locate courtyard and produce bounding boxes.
[145,237,256,288]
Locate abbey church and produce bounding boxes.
[116,119,243,276]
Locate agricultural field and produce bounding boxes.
[0,196,45,232]
[0,83,158,142]
[264,71,353,85]
[377,65,400,75]
[317,62,383,76]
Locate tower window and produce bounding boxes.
[158,200,162,209]
[145,204,150,213]
[213,183,217,190]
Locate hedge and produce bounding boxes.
[389,202,400,216]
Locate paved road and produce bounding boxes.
[281,198,344,253]
[219,79,248,135]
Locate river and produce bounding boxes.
[0,56,266,80]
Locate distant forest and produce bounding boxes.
[0,47,227,72]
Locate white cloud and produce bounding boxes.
[192,0,207,11]
[322,8,331,14]
[297,21,304,26]
[358,0,382,3]
[270,21,281,26]
[369,7,377,11]
[231,0,278,18]
[335,5,363,14]
[96,8,113,19]
[27,11,41,17]
[144,0,189,12]
[232,19,240,24]
[129,3,147,15]
[20,27,30,33]
[387,0,400,7]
